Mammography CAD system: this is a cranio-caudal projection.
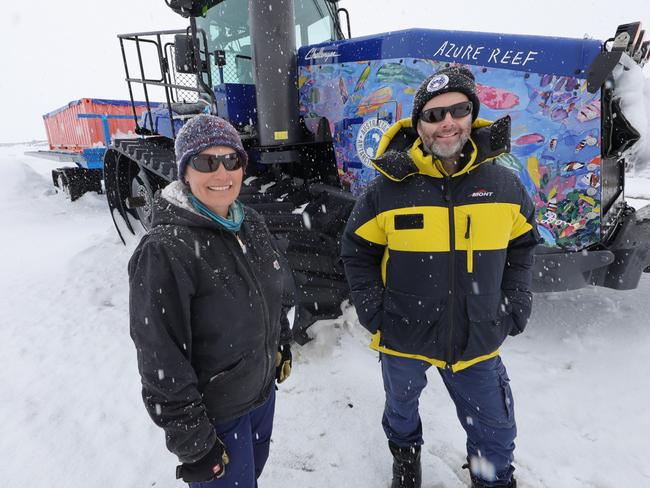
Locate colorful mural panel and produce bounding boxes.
[299,58,602,251]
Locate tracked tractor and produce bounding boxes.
[102,0,650,342]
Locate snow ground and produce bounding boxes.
[1,145,650,488]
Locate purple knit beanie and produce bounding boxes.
[174,114,248,181]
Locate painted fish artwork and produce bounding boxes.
[339,76,349,104]
[575,135,597,153]
[577,100,601,122]
[551,106,569,121]
[376,62,427,85]
[356,86,393,116]
[562,161,585,173]
[300,54,603,251]
[514,133,545,145]
[476,83,520,110]
[354,64,372,93]
[540,73,554,87]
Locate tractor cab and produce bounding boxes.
[197,0,341,85]
[119,0,345,141]
[193,0,344,128]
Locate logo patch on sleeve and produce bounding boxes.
[394,213,424,230]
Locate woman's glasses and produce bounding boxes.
[419,101,473,124]
[189,152,242,173]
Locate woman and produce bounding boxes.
[129,114,294,487]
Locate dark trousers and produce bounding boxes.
[190,388,276,488]
[381,354,516,486]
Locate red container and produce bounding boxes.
[43,98,152,151]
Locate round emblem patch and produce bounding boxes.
[356,118,391,168]
[426,74,449,92]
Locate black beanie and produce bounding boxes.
[411,66,481,128]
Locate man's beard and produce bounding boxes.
[422,133,469,159]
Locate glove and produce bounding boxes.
[175,437,229,483]
[275,344,292,383]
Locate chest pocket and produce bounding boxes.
[394,213,424,230]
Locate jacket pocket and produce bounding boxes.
[464,293,511,358]
[499,370,515,424]
[380,288,445,353]
[202,353,262,420]
[207,356,248,383]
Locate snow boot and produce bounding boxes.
[462,461,516,488]
[389,441,421,488]
[469,473,517,488]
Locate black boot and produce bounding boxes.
[470,473,517,488]
[463,461,516,488]
[389,441,422,488]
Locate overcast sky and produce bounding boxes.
[1,0,648,142]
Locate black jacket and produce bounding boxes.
[341,117,540,372]
[128,181,293,463]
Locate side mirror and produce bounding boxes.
[166,0,224,18]
[175,34,197,73]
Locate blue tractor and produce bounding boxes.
[104,0,650,341]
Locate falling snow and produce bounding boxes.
[2,113,650,488]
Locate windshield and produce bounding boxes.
[196,0,337,85]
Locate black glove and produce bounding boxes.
[176,437,229,483]
[275,344,292,383]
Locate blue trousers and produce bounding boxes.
[381,354,516,486]
[190,388,276,488]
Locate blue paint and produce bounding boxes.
[299,28,602,77]
[139,107,185,139]
[82,148,107,170]
[214,83,257,126]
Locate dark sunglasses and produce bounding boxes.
[419,101,473,123]
[189,152,242,172]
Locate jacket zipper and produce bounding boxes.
[444,177,456,368]
[465,214,473,274]
[233,231,272,390]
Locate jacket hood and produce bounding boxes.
[372,116,511,181]
[151,180,229,230]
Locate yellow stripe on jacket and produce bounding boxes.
[355,203,528,254]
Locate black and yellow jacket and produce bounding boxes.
[341,117,539,372]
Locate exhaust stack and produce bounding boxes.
[249,0,301,161]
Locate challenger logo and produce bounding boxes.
[305,47,340,61]
[469,188,494,198]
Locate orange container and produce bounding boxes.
[43,98,154,151]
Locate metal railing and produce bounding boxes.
[117,27,214,139]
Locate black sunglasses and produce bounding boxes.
[419,101,473,124]
[189,152,242,172]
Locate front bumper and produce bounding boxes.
[533,204,650,292]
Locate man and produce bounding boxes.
[341,66,539,488]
